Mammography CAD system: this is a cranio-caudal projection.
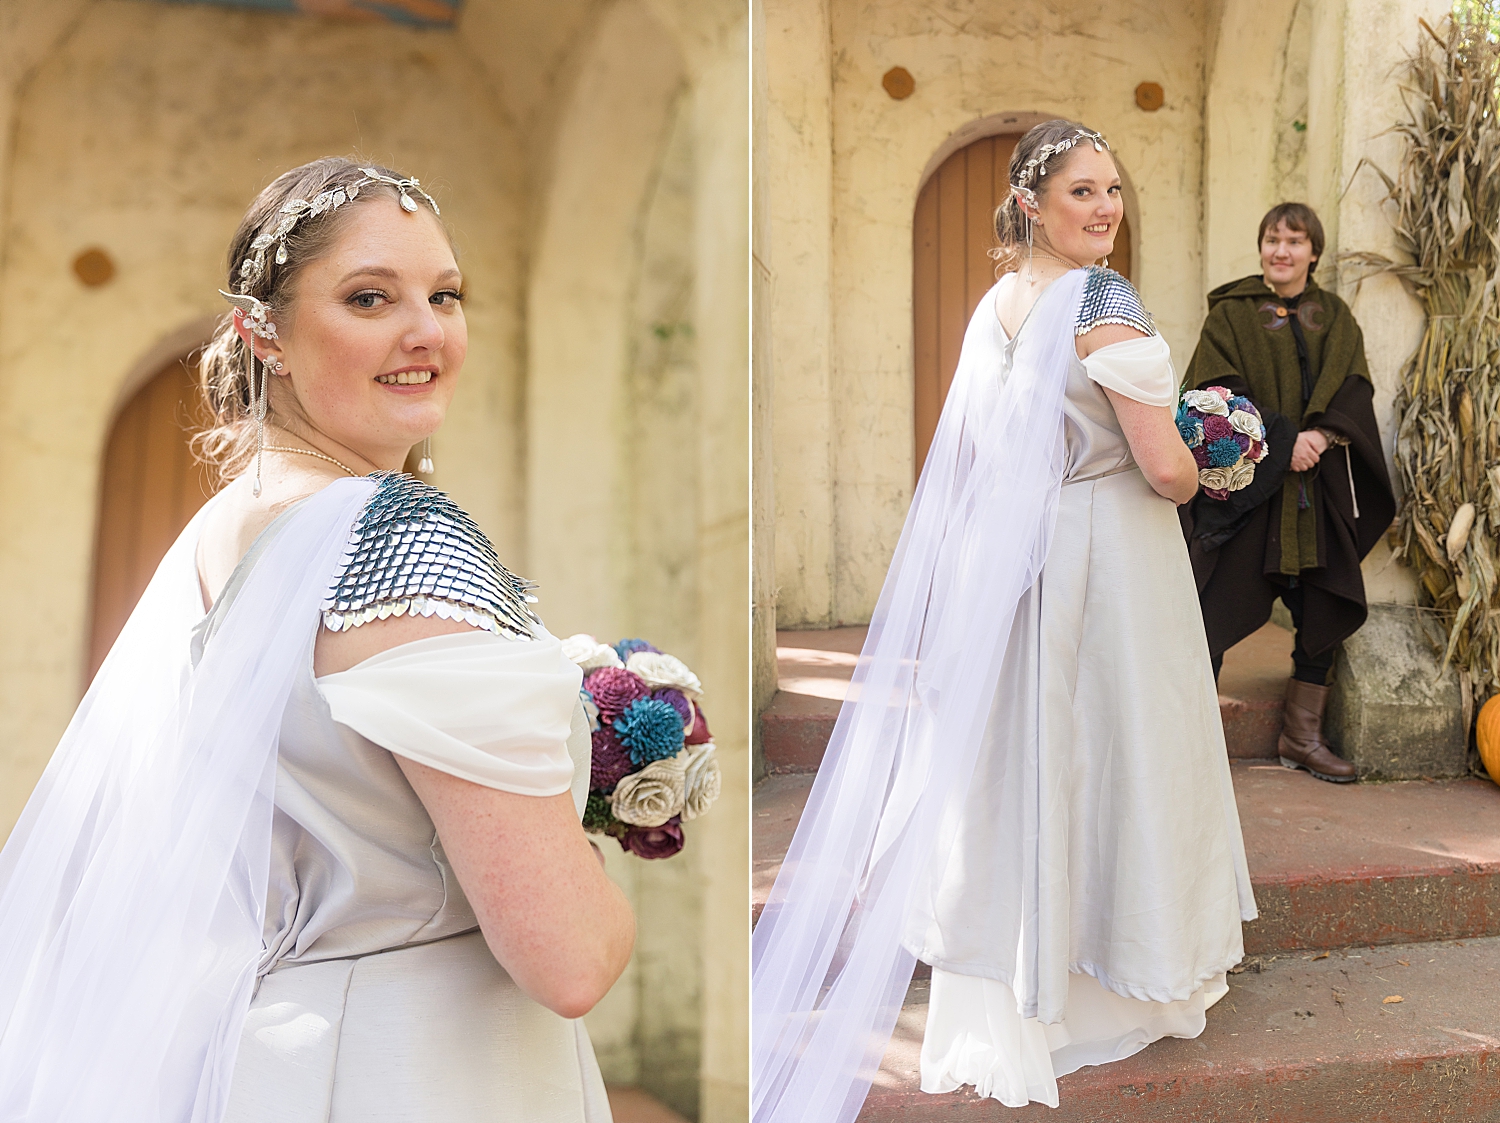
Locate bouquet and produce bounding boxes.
[561,634,721,860]
[1176,386,1269,500]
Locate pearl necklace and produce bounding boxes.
[262,444,361,477]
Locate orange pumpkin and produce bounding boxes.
[1478,695,1500,786]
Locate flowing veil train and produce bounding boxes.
[751,270,1089,1123]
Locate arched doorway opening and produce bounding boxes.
[912,132,1134,476]
[86,354,215,684]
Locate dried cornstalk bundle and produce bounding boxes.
[1345,13,1500,707]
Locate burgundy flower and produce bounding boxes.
[591,727,635,792]
[585,667,649,718]
[685,705,713,745]
[1202,415,1233,441]
[1191,444,1211,468]
[619,816,684,859]
[653,688,692,725]
[1203,487,1230,500]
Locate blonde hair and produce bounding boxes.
[193,157,438,484]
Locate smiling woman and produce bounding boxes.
[0,157,633,1122]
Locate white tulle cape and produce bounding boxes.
[0,477,375,1122]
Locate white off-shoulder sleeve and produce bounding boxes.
[1080,334,1178,408]
[317,630,583,796]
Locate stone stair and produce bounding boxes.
[753,626,1500,1120]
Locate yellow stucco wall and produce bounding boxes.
[0,0,525,831]
[767,0,1213,627]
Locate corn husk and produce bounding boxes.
[1344,13,1500,711]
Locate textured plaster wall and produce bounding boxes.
[522,1,749,1116]
[0,0,523,833]
[767,0,1212,627]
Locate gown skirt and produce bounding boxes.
[914,464,1257,1109]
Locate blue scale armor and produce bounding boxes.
[1075,266,1156,338]
[322,472,542,639]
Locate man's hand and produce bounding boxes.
[1289,428,1330,472]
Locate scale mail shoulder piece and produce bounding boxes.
[1076,266,1157,338]
[322,472,543,640]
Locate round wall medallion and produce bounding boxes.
[73,248,116,287]
[1135,82,1165,112]
[882,67,915,100]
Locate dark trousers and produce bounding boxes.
[1210,583,1335,686]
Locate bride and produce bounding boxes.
[751,120,1255,1119]
[0,157,634,1121]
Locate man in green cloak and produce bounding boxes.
[1183,203,1395,783]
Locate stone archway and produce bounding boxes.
[911,132,1135,476]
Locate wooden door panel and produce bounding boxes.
[87,358,215,684]
[912,133,1132,477]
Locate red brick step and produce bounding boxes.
[753,762,1500,954]
[860,937,1500,1122]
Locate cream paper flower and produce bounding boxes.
[626,651,703,697]
[610,755,687,827]
[1183,389,1230,416]
[560,633,623,672]
[1227,409,1263,439]
[1199,466,1235,491]
[1227,459,1257,491]
[680,742,721,822]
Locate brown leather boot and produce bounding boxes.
[1278,678,1356,783]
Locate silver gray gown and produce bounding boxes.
[205,509,611,1123]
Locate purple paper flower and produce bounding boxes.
[585,667,649,718]
[653,688,692,725]
[1202,414,1233,441]
[685,705,713,745]
[619,816,684,859]
[1191,444,1212,468]
[590,727,635,792]
[614,638,659,662]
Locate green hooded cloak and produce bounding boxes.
[1182,275,1395,658]
[1186,275,1370,574]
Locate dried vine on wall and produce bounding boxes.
[1346,13,1500,716]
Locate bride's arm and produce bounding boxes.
[394,753,635,1019]
[316,615,635,1019]
[1103,388,1199,504]
[1079,322,1198,505]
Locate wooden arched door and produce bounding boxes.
[912,133,1133,476]
[86,356,215,684]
